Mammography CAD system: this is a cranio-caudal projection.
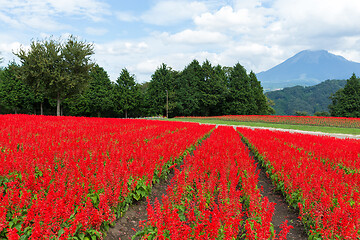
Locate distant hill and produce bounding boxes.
[266,79,347,115]
[257,50,360,91]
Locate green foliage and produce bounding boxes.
[266,80,347,115]
[145,60,271,117]
[295,111,309,116]
[329,73,360,117]
[249,71,274,115]
[225,63,255,115]
[145,63,176,116]
[113,68,142,118]
[198,61,227,116]
[2,50,272,117]
[0,63,34,114]
[314,111,330,117]
[15,35,94,116]
[173,59,203,116]
[66,65,114,117]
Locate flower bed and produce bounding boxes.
[137,126,292,239]
[237,127,360,239]
[0,115,213,239]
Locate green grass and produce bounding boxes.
[168,118,360,135]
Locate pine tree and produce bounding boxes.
[329,73,360,117]
[113,68,141,118]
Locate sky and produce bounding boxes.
[1,0,360,83]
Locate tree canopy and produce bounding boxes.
[15,36,94,116]
[329,73,360,117]
[113,68,141,118]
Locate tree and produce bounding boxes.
[329,73,360,117]
[0,63,34,114]
[15,40,48,114]
[174,60,203,116]
[146,63,175,116]
[15,36,94,116]
[249,71,274,115]
[198,60,227,116]
[226,63,254,115]
[113,68,141,118]
[86,65,113,117]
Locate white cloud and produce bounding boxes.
[161,29,228,45]
[46,0,110,21]
[273,0,360,37]
[0,0,109,31]
[85,27,108,36]
[95,41,148,56]
[141,1,208,25]
[194,5,268,33]
[0,41,23,65]
[132,60,160,75]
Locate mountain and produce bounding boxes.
[257,50,360,90]
[265,79,347,115]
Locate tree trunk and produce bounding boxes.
[97,111,100,118]
[40,102,43,115]
[125,109,128,118]
[14,108,17,114]
[57,93,61,116]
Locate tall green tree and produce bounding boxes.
[146,63,175,116]
[174,60,203,116]
[87,65,113,117]
[329,73,360,117]
[113,68,141,118]
[226,63,254,115]
[15,36,94,116]
[199,60,227,116]
[63,65,114,117]
[0,63,34,114]
[15,40,48,114]
[249,71,274,115]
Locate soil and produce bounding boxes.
[105,171,175,240]
[255,160,308,239]
[105,129,309,240]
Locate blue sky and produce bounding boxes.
[1,0,360,82]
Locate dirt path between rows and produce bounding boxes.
[254,156,308,239]
[105,171,175,240]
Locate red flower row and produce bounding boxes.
[237,127,360,239]
[138,126,292,239]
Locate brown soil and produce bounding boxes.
[105,171,174,240]
[255,161,308,239]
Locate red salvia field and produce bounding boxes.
[0,114,359,239]
[237,127,360,239]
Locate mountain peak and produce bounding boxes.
[257,50,360,90]
[288,50,347,64]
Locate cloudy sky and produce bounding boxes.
[1,0,360,82]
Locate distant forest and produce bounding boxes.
[266,80,347,116]
[0,48,273,117]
